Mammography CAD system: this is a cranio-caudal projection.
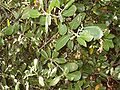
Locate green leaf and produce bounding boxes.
[50,67,57,77]
[40,16,46,26]
[84,26,103,40]
[21,7,30,19]
[45,14,51,33]
[55,35,70,51]
[64,0,75,10]
[39,76,45,86]
[54,58,66,64]
[25,31,33,38]
[15,82,20,90]
[29,9,40,18]
[78,60,83,68]
[75,82,82,90]
[103,39,114,51]
[34,59,38,71]
[0,38,4,46]
[47,47,52,58]
[4,25,14,35]
[76,4,85,12]
[58,23,67,35]
[113,66,120,80]
[64,62,78,72]
[82,63,94,74]
[105,34,115,39]
[12,11,19,19]
[66,71,81,81]
[96,24,107,31]
[48,0,60,13]
[41,49,48,59]
[13,22,19,34]
[80,30,93,42]
[63,5,77,17]
[67,40,74,50]
[20,63,27,72]
[52,50,59,58]
[69,13,86,29]
[77,37,87,47]
[49,76,61,86]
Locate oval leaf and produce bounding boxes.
[64,63,78,72]
[39,76,45,86]
[54,58,67,64]
[29,9,40,18]
[4,25,14,35]
[69,13,86,29]
[64,0,75,10]
[67,40,74,50]
[41,49,48,59]
[50,67,57,77]
[77,37,87,47]
[80,30,93,42]
[49,76,61,86]
[48,0,60,12]
[58,23,67,35]
[66,71,81,81]
[52,51,59,58]
[84,26,103,40]
[63,5,77,17]
[103,39,114,51]
[55,35,70,51]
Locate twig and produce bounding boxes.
[40,32,58,49]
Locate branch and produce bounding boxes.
[40,32,58,49]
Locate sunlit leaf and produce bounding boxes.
[50,67,57,77]
[84,26,103,40]
[34,59,38,71]
[29,9,40,18]
[45,14,51,33]
[63,5,77,17]
[69,13,86,29]
[49,76,61,86]
[77,37,87,47]
[39,76,45,86]
[64,62,78,72]
[64,0,75,10]
[15,82,20,90]
[80,30,93,42]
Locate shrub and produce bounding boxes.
[0,0,120,90]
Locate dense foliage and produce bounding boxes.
[0,0,120,90]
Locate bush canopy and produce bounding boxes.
[0,0,120,90]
